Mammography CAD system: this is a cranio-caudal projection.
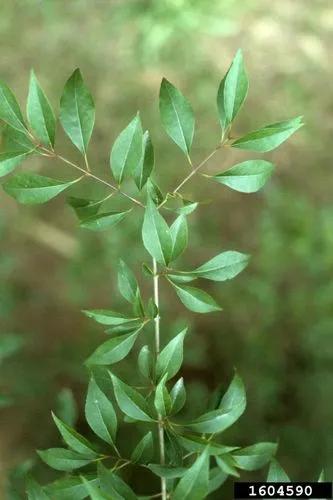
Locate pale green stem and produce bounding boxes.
[153,258,167,500]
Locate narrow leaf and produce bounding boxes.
[86,330,140,366]
[267,459,290,482]
[232,117,303,152]
[26,477,49,500]
[110,373,154,422]
[45,476,99,500]
[142,196,172,265]
[154,374,172,417]
[170,215,188,261]
[0,151,32,177]
[0,80,26,131]
[170,377,186,414]
[185,250,250,281]
[85,377,117,445]
[27,70,56,147]
[170,282,221,313]
[173,448,210,500]
[131,431,154,463]
[110,114,143,184]
[37,448,94,472]
[98,463,137,500]
[118,260,139,303]
[156,328,187,381]
[81,476,110,500]
[176,434,238,456]
[232,442,277,470]
[68,196,103,220]
[217,49,248,131]
[159,78,195,156]
[215,455,239,477]
[208,467,228,494]
[79,210,131,231]
[60,69,95,154]
[83,309,139,326]
[135,130,154,190]
[138,345,153,379]
[211,160,274,193]
[52,413,97,457]
[147,464,187,479]
[3,173,78,204]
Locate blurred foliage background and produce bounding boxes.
[0,0,332,497]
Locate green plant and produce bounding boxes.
[0,50,303,499]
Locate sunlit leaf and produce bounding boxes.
[217,49,248,132]
[0,80,26,131]
[232,116,303,152]
[3,173,78,204]
[170,215,188,261]
[159,78,194,157]
[110,114,143,184]
[27,70,56,147]
[79,210,131,231]
[0,151,32,177]
[142,196,172,265]
[267,459,290,482]
[60,69,95,154]
[135,130,154,190]
[211,160,274,193]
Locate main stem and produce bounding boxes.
[153,258,167,500]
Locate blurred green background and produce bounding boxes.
[1,0,332,497]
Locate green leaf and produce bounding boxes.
[98,463,137,500]
[232,442,277,471]
[176,434,238,456]
[45,476,99,500]
[0,151,32,177]
[83,309,139,326]
[170,282,221,313]
[60,69,95,154]
[0,80,26,131]
[146,298,158,319]
[183,250,250,281]
[85,377,117,445]
[131,431,154,463]
[232,116,303,152]
[27,70,56,147]
[159,78,195,157]
[86,330,140,366]
[217,49,248,131]
[138,345,153,379]
[52,413,97,457]
[208,467,228,494]
[156,328,187,381]
[215,455,239,477]
[170,215,188,261]
[68,196,103,220]
[187,373,246,433]
[135,130,154,190]
[146,178,164,205]
[81,476,110,500]
[3,173,78,205]
[110,373,154,422]
[154,374,172,417]
[37,448,94,472]
[118,260,139,304]
[56,388,78,427]
[170,377,186,414]
[142,196,172,265]
[267,459,290,482]
[147,464,187,479]
[174,199,198,215]
[110,114,143,184]
[173,447,209,500]
[2,124,35,151]
[211,160,274,193]
[79,210,131,231]
[26,477,49,500]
